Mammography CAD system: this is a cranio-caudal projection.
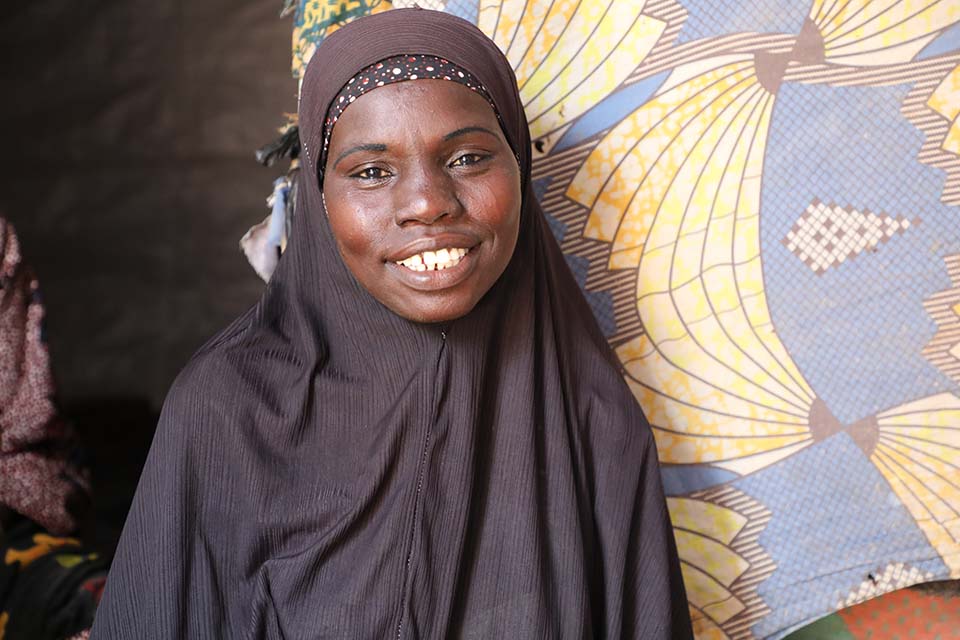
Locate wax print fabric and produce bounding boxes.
[0,519,106,640]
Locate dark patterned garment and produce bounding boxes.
[0,519,106,640]
[0,220,88,535]
[0,218,105,639]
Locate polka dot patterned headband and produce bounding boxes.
[320,54,498,173]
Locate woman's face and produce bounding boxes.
[322,79,522,323]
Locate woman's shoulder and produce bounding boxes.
[152,352,235,454]
[154,318,313,469]
[572,342,655,459]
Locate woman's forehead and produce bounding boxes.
[319,53,499,163]
[328,81,502,147]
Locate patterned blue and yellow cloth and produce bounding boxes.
[291,1,960,637]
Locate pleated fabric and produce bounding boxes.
[90,9,692,639]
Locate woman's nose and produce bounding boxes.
[394,165,462,226]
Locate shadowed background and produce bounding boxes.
[0,0,295,550]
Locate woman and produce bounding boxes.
[91,9,691,638]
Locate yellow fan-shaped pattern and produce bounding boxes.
[871,393,960,575]
[669,496,753,637]
[569,58,816,474]
[477,0,667,147]
[689,612,730,640]
[809,0,960,66]
[927,62,960,155]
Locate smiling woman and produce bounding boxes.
[90,8,692,639]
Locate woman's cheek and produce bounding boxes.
[328,192,383,256]
[465,179,510,224]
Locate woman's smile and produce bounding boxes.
[394,247,469,271]
[388,244,478,292]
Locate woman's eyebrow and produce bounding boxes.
[332,143,387,169]
[443,126,499,141]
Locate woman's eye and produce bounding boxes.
[353,167,391,180]
[450,153,487,167]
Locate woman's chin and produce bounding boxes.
[385,294,479,325]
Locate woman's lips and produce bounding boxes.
[387,246,477,291]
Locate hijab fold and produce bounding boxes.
[92,9,692,638]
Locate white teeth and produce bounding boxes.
[395,247,470,271]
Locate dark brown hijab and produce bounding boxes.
[91,9,691,638]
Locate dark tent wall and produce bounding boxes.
[0,0,294,409]
[0,1,295,550]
